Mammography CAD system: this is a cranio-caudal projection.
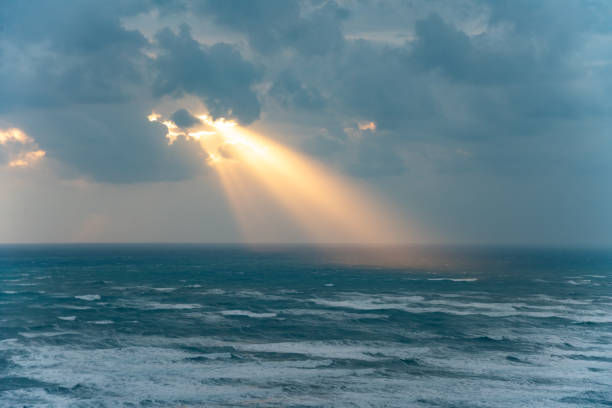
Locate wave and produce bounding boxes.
[18,331,77,339]
[281,309,388,320]
[89,320,114,325]
[220,310,277,318]
[143,302,202,310]
[74,294,101,301]
[310,293,612,322]
[59,305,93,310]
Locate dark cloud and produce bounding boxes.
[153,25,262,124]
[170,108,202,129]
[0,0,149,110]
[1,0,611,189]
[196,0,348,56]
[0,1,262,182]
[269,71,327,111]
[12,104,207,183]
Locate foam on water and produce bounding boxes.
[142,302,202,310]
[219,310,277,318]
[74,294,101,301]
[1,245,610,407]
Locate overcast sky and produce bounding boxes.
[1,0,611,246]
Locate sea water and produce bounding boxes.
[0,244,610,407]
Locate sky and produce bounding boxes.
[1,0,611,246]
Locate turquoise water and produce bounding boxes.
[0,245,611,407]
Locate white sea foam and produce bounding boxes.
[185,284,202,288]
[309,292,612,321]
[152,287,176,292]
[58,316,77,321]
[5,330,605,408]
[89,320,114,325]
[532,294,592,305]
[75,294,101,301]
[235,290,267,297]
[2,291,17,294]
[428,278,478,282]
[18,331,77,339]
[60,305,93,310]
[281,309,387,320]
[235,340,429,362]
[567,279,591,285]
[203,288,226,295]
[144,302,201,310]
[220,310,277,318]
[311,295,424,311]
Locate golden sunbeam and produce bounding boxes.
[149,112,411,244]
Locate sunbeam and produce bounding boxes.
[149,112,411,244]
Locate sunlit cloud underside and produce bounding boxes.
[0,128,46,168]
[150,112,411,244]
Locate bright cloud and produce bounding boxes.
[0,128,46,168]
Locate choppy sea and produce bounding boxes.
[0,244,611,407]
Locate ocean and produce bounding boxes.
[0,244,610,407]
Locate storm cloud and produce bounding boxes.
[1,0,611,244]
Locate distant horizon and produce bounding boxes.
[2,241,611,250]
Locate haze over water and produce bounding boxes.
[1,244,611,407]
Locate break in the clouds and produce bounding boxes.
[1,0,611,244]
[1,0,610,181]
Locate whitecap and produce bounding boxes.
[236,340,428,362]
[144,302,201,310]
[2,291,17,294]
[90,320,114,325]
[18,331,76,338]
[282,309,387,320]
[220,310,277,318]
[58,316,76,321]
[204,289,225,295]
[60,305,93,310]
[567,279,591,285]
[75,294,101,301]
[152,287,176,292]
[428,278,478,282]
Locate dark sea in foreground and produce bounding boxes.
[0,245,611,407]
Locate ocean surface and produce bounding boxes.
[0,244,611,407]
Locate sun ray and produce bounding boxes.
[149,112,411,244]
